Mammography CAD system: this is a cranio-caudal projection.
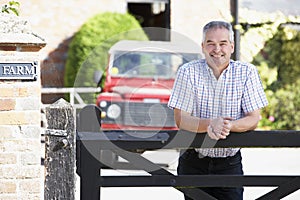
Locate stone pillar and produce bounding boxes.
[0,13,46,200]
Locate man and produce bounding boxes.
[168,21,268,199]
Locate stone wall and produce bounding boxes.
[0,13,46,200]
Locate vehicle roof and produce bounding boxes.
[109,40,202,54]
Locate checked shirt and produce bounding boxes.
[168,59,268,157]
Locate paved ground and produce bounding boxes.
[75,148,300,200]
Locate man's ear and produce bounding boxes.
[231,42,235,53]
[201,42,205,53]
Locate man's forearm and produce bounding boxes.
[174,108,261,134]
[230,112,261,132]
[174,108,211,133]
[178,115,211,133]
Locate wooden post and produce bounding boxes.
[77,105,102,200]
[44,98,76,200]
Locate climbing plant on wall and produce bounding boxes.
[239,9,300,129]
[253,25,300,130]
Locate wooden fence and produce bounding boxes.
[45,103,300,200]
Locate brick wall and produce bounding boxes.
[15,0,229,104]
[0,13,46,200]
[17,0,127,103]
[0,61,43,200]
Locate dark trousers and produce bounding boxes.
[178,149,244,200]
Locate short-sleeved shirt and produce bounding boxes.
[168,59,268,157]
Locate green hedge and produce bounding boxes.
[64,12,148,92]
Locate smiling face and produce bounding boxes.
[202,27,234,70]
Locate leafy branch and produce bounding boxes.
[1,1,20,16]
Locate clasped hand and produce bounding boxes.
[207,117,232,140]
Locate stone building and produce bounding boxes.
[0,1,231,199]
[16,0,231,103]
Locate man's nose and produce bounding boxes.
[214,44,221,51]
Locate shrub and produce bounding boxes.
[64,12,148,100]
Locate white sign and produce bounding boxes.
[0,62,38,80]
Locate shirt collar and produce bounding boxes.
[204,60,233,77]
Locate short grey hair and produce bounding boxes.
[202,21,234,43]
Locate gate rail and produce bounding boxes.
[41,87,101,109]
[77,105,300,200]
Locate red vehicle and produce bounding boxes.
[96,40,201,131]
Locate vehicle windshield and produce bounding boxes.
[110,51,200,78]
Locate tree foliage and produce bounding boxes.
[64,12,148,91]
[1,1,19,16]
[252,24,300,130]
[270,26,300,88]
[239,9,300,130]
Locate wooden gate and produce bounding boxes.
[76,105,300,200]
